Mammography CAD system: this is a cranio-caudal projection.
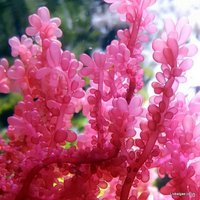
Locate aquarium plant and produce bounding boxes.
[0,0,199,199]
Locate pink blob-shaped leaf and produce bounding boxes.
[47,42,61,67]
[178,24,192,45]
[73,91,85,98]
[68,61,78,78]
[50,17,61,26]
[116,97,128,113]
[141,169,150,183]
[54,129,67,143]
[66,130,77,142]
[129,96,143,116]
[179,59,193,71]
[156,72,166,84]
[36,67,51,79]
[153,52,167,64]
[0,83,9,93]
[37,7,50,22]
[93,52,106,69]
[29,14,42,28]
[8,116,25,127]
[167,38,178,58]
[80,53,94,68]
[163,48,174,67]
[176,17,189,34]
[26,27,37,36]
[71,80,79,91]
[182,115,195,132]
[7,65,25,80]
[152,39,166,51]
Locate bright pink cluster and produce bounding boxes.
[0,1,200,200]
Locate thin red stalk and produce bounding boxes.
[120,132,158,200]
[97,68,104,148]
[15,146,119,200]
[127,11,142,54]
[120,81,174,199]
[125,2,143,104]
[126,79,136,104]
[15,160,55,200]
[49,104,68,149]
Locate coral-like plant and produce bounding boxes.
[0,0,200,199]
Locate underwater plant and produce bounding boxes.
[0,0,199,199]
